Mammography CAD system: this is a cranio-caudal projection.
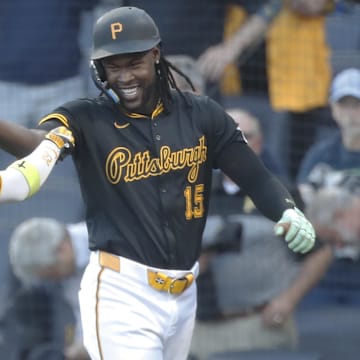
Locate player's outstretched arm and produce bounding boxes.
[217,141,315,254]
[0,126,74,202]
[0,119,46,158]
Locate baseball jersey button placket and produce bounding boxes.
[155,134,161,141]
[160,188,168,226]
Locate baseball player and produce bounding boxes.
[0,7,315,360]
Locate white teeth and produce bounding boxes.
[121,87,137,96]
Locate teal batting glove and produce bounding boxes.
[274,207,315,254]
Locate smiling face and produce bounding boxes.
[102,47,160,115]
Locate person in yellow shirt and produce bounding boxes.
[199,0,335,181]
[267,0,334,180]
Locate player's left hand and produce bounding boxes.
[45,126,75,159]
[274,207,315,254]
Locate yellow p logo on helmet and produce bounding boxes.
[111,22,123,40]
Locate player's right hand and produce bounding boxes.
[274,207,315,254]
[45,126,75,156]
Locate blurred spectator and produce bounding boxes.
[123,0,282,101]
[226,108,290,185]
[307,186,360,252]
[266,0,336,180]
[196,1,282,87]
[297,72,360,308]
[267,0,333,109]
[166,55,205,95]
[301,184,360,306]
[189,109,332,360]
[297,68,360,203]
[0,0,99,128]
[4,218,90,360]
[200,0,336,180]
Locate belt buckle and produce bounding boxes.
[168,277,188,294]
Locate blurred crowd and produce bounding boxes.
[0,0,359,359]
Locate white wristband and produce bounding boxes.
[0,140,60,201]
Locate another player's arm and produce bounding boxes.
[0,126,74,202]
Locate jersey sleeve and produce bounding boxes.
[37,101,79,130]
[216,141,296,222]
[200,96,247,168]
[36,99,87,157]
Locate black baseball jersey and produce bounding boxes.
[38,91,290,269]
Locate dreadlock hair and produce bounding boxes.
[156,55,196,113]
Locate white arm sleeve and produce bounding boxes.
[0,139,61,202]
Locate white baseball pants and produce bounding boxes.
[79,251,198,360]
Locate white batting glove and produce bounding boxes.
[274,207,315,254]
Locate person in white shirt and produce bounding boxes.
[9,217,90,360]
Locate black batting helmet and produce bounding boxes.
[91,6,161,60]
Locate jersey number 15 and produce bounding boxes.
[184,184,204,220]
